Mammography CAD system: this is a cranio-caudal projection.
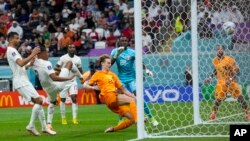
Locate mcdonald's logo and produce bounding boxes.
[0,95,13,107]
[81,91,96,104]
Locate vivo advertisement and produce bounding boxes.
[144,86,203,103]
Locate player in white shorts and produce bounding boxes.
[6,32,56,136]
[54,44,83,125]
[31,46,81,130]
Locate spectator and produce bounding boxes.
[85,11,95,29]
[123,4,134,18]
[75,12,86,29]
[107,11,118,30]
[62,5,72,20]
[81,31,93,49]
[121,23,133,39]
[0,11,11,24]
[113,26,121,37]
[38,1,50,16]
[0,0,7,15]
[88,27,99,42]
[7,21,23,38]
[96,13,107,28]
[34,20,47,35]
[17,8,29,26]
[142,30,153,53]
[69,18,80,33]
[0,36,7,59]
[106,30,117,48]
[53,13,63,28]
[184,65,193,86]
[29,9,42,27]
[54,27,64,41]
[92,4,102,22]
[42,27,51,40]
[49,37,58,57]
[59,32,73,51]
[72,33,82,52]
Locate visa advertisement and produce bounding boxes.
[144,86,203,103]
[144,84,250,103]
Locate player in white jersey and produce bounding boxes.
[31,46,80,130]
[6,32,56,136]
[55,44,83,125]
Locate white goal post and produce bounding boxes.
[135,0,250,140]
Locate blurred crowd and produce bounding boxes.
[0,0,135,59]
[0,0,249,60]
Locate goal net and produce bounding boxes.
[136,0,250,138]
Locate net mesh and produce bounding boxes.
[140,0,250,137]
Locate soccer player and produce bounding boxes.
[6,32,56,136]
[83,54,137,133]
[204,44,250,121]
[54,44,83,125]
[31,46,80,130]
[110,36,159,126]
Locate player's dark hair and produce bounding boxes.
[99,54,110,63]
[7,32,19,41]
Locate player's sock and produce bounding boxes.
[47,103,55,124]
[113,119,133,131]
[28,104,39,127]
[59,68,70,77]
[129,101,137,123]
[37,105,47,129]
[72,103,78,119]
[60,102,66,118]
[144,101,153,118]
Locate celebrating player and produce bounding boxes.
[54,44,83,125]
[110,36,159,126]
[6,32,56,136]
[204,44,250,121]
[84,54,137,133]
[31,46,80,130]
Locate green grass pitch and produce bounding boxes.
[0,104,229,141]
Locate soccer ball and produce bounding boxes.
[222,21,236,35]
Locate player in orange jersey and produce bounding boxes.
[83,54,137,133]
[204,44,250,121]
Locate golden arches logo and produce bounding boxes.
[0,95,13,107]
[81,91,95,104]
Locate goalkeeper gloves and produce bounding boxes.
[114,47,125,59]
[144,69,154,77]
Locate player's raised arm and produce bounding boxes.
[17,47,41,67]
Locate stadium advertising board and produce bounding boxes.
[144,86,203,103]
[0,89,97,108]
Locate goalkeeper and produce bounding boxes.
[204,44,250,121]
[110,36,159,126]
